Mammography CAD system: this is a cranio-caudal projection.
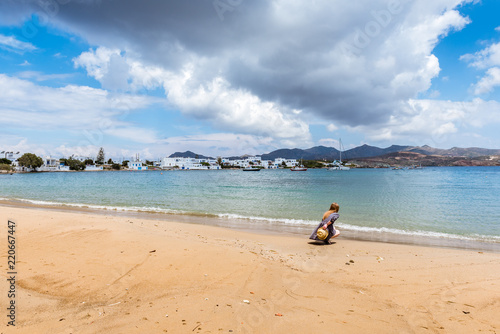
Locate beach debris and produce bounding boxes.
[59,318,65,321]
[108,302,121,306]
[149,250,156,253]
[205,298,209,300]
[165,314,168,317]
[349,260,354,263]
[243,300,250,304]
[463,311,470,314]
[346,254,350,257]
[345,262,350,265]
[250,291,254,294]
[275,313,283,317]
[376,256,384,261]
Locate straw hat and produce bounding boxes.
[317,228,329,240]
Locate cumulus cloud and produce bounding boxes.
[74,47,312,145]
[461,40,500,95]
[5,0,499,151]
[473,67,500,95]
[0,74,160,144]
[16,0,472,129]
[353,98,500,146]
[461,42,500,69]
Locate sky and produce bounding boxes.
[1,0,500,160]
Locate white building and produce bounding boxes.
[273,158,298,168]
[161,157,220,170]
[128,153,148,171]
[85,165,103,171]
[1,151,21,161]
[128,160,148,171]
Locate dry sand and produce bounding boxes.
[0,205,499,334]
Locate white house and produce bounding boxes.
[85,165,103,171]
[273,158,298,168]
[128,160,148,171]
[161,157,220,170]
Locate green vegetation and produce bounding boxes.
[84,158,94,165]
[0,158,12,165]
[96,147,105,165]
[18,153,43,170]
[0,163,13,172]
[111,163,121,170]
[303,160,327,168]
[122,160,129,167]
[66,157,86,171]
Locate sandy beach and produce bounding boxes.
[1,204,499,334]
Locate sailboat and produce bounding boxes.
[291,159,307,171]
[328,139,350,170]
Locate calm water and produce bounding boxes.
[1,167,499,247]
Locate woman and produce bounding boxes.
[309,202,341,244]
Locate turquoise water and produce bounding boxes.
[1,167,499,246]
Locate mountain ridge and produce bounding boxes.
[169,145,500,160]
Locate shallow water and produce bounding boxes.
[1,167,499,248]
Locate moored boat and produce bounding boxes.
[243,166,261,171]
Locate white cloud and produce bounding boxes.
[353,98,500,146]
[474,67,500,95]
[0,34,36,53]
[461,42,500,69]
[326,124,338,132]
[4,0,498,152]
[17,71,73,82]
[0,74,160,145]
[74,47,313,147]
[461,41,500,95]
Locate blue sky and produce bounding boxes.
[1,0,500,160]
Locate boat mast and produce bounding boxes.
[339,138,342,165]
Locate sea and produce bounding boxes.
[1,167,499,251]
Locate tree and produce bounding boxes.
[66,157,86,171]
[84,158,94,165]
[96,147,105,165]
[122,160,129,167]
[111,163,121,170]
[107,158,113,165]
[0,158,12,165]
[18,153,43,170]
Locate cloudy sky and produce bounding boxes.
[1,0,500,159]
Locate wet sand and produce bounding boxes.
[1,205,499,333]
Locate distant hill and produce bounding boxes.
[167,145,500,162]
[354,151,500,167]
[169,151,213,159]
[406,145,500,157]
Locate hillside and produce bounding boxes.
[352,151,500,167]
[167,145,500,166]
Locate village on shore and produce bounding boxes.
[0,150,347,173]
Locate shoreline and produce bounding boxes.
[1,198,499,253]
[1,204,499,333]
